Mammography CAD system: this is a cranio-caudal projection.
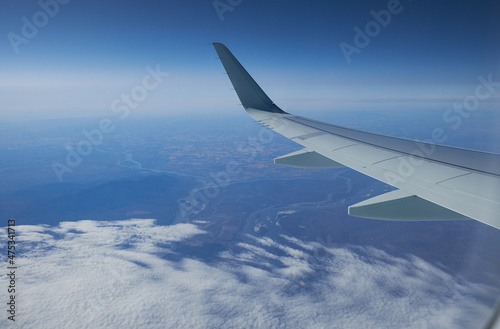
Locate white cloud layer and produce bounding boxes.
[0,219,495,329]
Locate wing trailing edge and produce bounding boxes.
[275,149,345,168]
[348,190,469,221]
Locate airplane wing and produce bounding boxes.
[212,42,500,230]
[481,298,500,329]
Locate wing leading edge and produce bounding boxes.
[212,42,500,230]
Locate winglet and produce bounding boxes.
[213,43,286,113]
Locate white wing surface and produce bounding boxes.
[213,43,500,230]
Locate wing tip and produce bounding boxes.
[212,42,287,114]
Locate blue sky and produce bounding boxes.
[1,0,499,119]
